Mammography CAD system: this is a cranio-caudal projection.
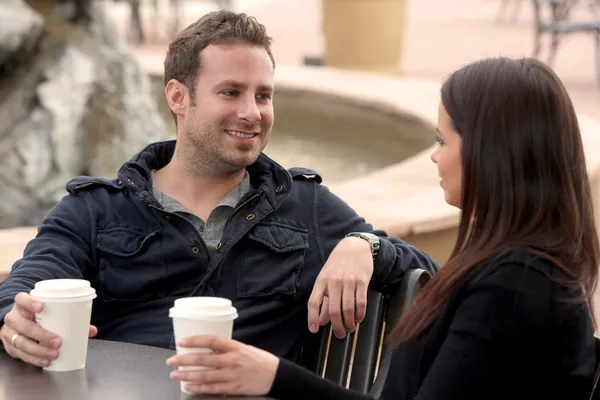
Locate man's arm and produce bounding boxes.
[0,193,95,325]
[314,184,439,290]
[306,184,439,338]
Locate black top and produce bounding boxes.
[269,247,596,400]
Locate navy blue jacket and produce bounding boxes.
[0,141,438,361]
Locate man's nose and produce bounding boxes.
[237,95,261,124]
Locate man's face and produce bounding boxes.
[174,43,275,176]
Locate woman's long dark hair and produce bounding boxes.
[390,57,600,343]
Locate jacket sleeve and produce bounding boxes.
[314,184,439,292]
[0,193,94,328]
[268,357,376,400]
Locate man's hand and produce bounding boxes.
[307,236,374,339]
[0,292,97,367]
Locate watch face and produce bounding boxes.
[363,233,379,243]
[348,232,376,242]
[347,233,379,260]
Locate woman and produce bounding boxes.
[166,57,599,400]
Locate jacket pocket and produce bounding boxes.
[96,227,166,302]
[237,222,309,298]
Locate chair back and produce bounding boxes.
[301,268,432,396]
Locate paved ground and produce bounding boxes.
[105,0,600,119]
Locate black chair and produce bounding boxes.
[301,268,432,397]
[591,335,600,399]
[532,0,600,87]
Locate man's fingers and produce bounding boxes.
[89,325,98,338]
[10,331,58,362]
[328,279,346,339]
[318,296,330,326]
[354,281,368,324]
[0,325,17,357]
[4,310,59,349]
[14,293,43,316]
[10,345,52,368]
[0,326,54,368]
[307,280,326,333]
[342,282,357,333]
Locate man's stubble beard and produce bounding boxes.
[179,126,230,179]
[180,125,267,179]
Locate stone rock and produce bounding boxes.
[0,0,44,140]
[0,0,44,71]
[0,0,168,228]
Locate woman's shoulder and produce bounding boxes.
[439,247,588,336]
[457,246,589,312]
[475,246,554,278]
[460,246,568,298]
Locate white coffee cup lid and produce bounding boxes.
[169,297,238,321]
[30,279,97,302]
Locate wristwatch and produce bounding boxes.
[345,232,381,261]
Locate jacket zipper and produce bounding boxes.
[149,204,211,258]
[149,191,261,259]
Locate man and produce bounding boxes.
[0,10,438,369]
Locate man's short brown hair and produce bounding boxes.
[163,10,275,104]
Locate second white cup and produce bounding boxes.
[169,297,238,394]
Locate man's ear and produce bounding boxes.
[165,79,188,118]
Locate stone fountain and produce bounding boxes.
[0,0,167,229]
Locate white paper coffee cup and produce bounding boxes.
[169,297,238,394]
[30,279,97,372]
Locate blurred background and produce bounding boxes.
[112,0,600,113]
[2,0,600,314]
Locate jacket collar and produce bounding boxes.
[117,140,293,208]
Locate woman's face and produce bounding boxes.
[431,102,463,208]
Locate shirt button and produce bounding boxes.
[246,214,255,221]
[192,247,200,254]
[276,185,283,193]
[216,242,222,251]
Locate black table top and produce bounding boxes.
[0,338,272,400]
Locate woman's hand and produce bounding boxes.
[166,335,280,396]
